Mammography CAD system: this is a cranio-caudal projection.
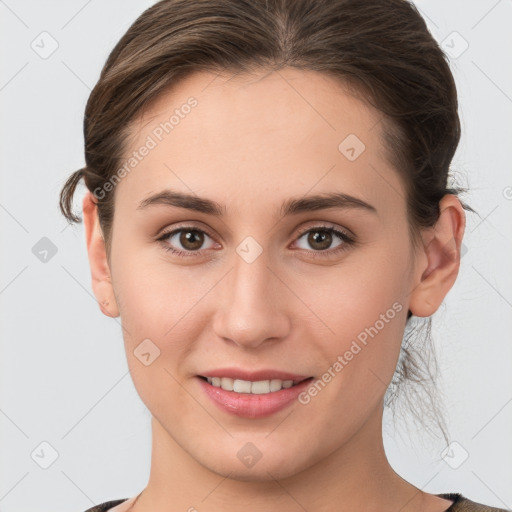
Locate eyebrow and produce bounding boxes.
[136,189,377,217]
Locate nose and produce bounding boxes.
[212,247,291,350]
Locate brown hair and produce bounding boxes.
[59,0,475,445]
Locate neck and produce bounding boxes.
[133,404,432,512]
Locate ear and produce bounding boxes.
[408,194,466,317]
[82,191,120,318]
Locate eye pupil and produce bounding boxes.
[309,230,332,250]
[180,230,204,250]
[161,225,350,259]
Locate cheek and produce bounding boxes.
[111,249,215,389]
[111,244,198,334]
[112,260,202,417]
[316,243,411,390]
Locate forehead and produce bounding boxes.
[115,68,405,217]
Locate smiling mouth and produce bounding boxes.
[198,375,314,394]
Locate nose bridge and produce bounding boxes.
[232,238,271,305]
[212,238,290,348]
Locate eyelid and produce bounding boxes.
[157,221,353,244]
[293,221,355,240]
[156,221,356,257]
[156,221,216,240]
[156,223,220,252]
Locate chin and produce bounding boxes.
[201,447,310,483]
[210,462,298,483]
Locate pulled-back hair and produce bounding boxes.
[59,0,475,445]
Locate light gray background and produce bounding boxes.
[1,1,511,511]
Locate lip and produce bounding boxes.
[197,375,314,419]
[198,368,311,382]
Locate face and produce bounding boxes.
[95,68,426,480]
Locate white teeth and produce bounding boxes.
[269,379,282,392]
[251,380,270,394]
[233,379,252,393]
[205,377,298,394]
[220,377,234,391]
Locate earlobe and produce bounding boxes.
[408,194,466,318]
[82,191,120,318]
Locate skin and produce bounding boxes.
[82,68,465,512]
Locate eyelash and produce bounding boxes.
[155,224,356,259]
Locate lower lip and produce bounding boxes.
[197,376,314,419]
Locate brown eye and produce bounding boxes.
[291,225,356,260]
[295,226,349,252]
[156,226,217,257]
[306,230,333,251]
[156,224,355,260]
[178,230,204,251]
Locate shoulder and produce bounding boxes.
[81,498,129,512]
[438,493,510,512]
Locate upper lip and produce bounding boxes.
[199,368,312,382]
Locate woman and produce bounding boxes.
[59,0,508,510]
